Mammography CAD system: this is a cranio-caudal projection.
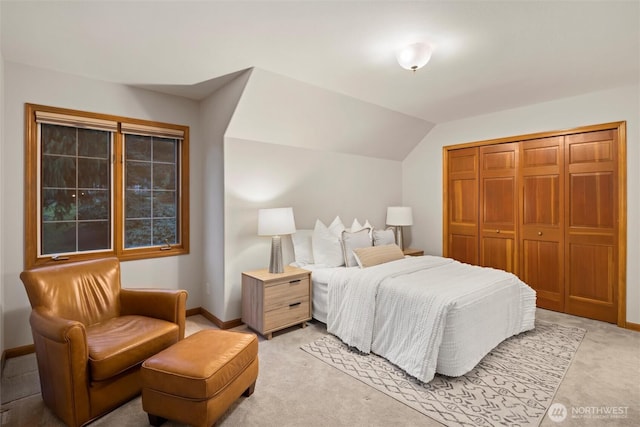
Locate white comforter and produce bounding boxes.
[327,255,536,383]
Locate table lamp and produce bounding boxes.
[258,207,296,273]
[386,206,413,251]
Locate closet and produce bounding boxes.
[443,122,626,325]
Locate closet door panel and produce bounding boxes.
[446,148,479,264]
[565,130,618,323]
[519,137,564,311]
[522,239,563,310]
[481,237,514,272]
[479,143,518,274]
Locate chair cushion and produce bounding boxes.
[141,330,258,400]
[87,315,179,381]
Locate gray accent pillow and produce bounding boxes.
[341,228,372,267]
[373,228,396,246]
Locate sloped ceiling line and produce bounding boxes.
[223,67,434,161]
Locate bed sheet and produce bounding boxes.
[296,264,351,323]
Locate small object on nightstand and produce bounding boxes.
[403,248,424,257]
[241,266,311,340]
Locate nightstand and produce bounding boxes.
[241,266,311,339]
[403,248,424,257]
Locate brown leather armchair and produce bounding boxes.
[20,257,188,427]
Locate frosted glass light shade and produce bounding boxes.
[396,42,432,71]
[258,207,296,236]
[386,206,413,226]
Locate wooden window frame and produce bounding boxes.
[25,103,190,268]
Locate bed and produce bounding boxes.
[307,255,536,384]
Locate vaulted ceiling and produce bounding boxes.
[2,1,638,124]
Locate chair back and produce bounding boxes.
[20,257,122,326]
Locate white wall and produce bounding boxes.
[199,70,252,321]
[403,84,640,323]
[2,62,205,349]
[227,68,433,161]
[220,68,412,321]
[224,137,402,319]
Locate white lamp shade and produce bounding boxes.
[258,207,296,236]
[386,206,413,226]
[396,42,432,71]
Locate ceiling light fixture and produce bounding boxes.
[396,42,433,72]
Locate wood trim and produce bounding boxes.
[443,121,627,327]
[185,307,201,317]
[625,322,640,332]
[617,122,627,328]
[442,147,449,256]
[1,309,243,367]
[188,307,244,330]
[444,121,626,151]
[1,344,36,372]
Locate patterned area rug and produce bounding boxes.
[301,321,585,427]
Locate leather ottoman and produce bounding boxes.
[141,329,259,427]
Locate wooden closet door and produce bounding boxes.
[479,143,518,274]
[565,130,618,323]
[519,137,564,311]
[446,147,479,265]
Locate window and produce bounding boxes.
[25,104,189,268]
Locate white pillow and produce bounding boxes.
[291,229,314,265]
[341,228,372,267]
[312,217,345,267]
[373,227,396,246]
[350,218,364,232]
[350,218,374,232]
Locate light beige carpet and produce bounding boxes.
[301,321,586,427]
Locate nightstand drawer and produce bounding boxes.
[264,298,310,331]
[264,277,310,311]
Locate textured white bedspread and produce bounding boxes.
[327,256,536,383]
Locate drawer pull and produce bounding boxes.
[289,279,301,284]
[289,302,301,308]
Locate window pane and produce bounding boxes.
[153,219,177,245]
[126,162,151,190]
[126,190,151,218]
[42,155,76,188]
[40,120,112,257]
[42,189,76,221]
[78,158,109,189]
[42,222,75,254]
[78,221,110,251]
[77,190,109,220]
[125,219,151,248]
[153,191,176,218]
[153,137,176,162]
[126,134,151,161]
[42,124,76,155]
[78,129,109,158]
[153,163,176,190]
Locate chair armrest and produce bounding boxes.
[120,289,188,339]
[30,308,87,345]
[29,308,91,426]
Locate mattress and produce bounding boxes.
[297,264,347,324]
[326,256,536,382]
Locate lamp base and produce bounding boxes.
[269,235,284,274]
[396,226,405,251]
